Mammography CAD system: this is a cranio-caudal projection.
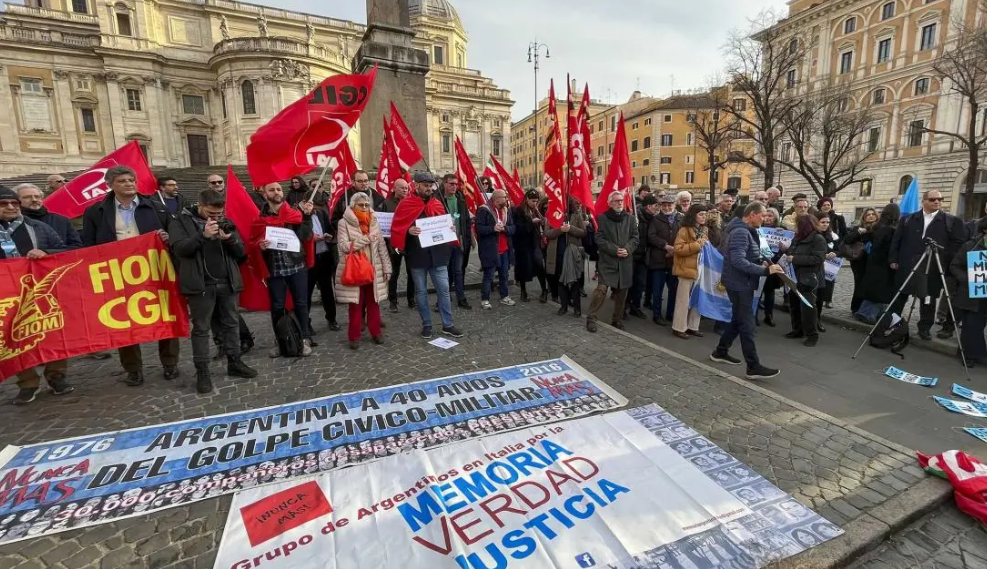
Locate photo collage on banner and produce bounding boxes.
[213,404,841,569]
[0,357,626,544]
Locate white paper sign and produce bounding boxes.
[416,214,457,248]
[265,226,301,253]
[213,405,841,569]
[428,337,458,350]
[376,212,394,239]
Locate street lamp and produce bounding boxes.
[527,41,550,184]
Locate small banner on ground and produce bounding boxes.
[0,357,624,544]
[952,384,987,404]
[0,232,188,380]
[884,366,937,387]
[214,404,841,569]
[933,397,987,418]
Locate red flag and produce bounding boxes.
[491,155,525,207]
[247,66,377,185]
[481,162,503,190]
[388,102,424,170]
[329,140,357,206]
[45,141,156,219]
[595,113,633,216]
[512,167,522,188]
[375,118,401,200]
[543,80,567,229]
[581,85,594,178]
[224,166,269,312]
[567,82,594,215]
[454,136,485,215]
[0,233,188,380]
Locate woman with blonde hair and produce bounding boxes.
[671,204,709,339]
[336,192,392,350]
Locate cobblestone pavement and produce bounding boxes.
[848,504,987,569]
[0,282,966,568]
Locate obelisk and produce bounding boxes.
[354,0,430,171]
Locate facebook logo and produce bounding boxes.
[575,553,596,567]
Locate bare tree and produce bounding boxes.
[775,83,877,198]
[723,10,809,191]
[689,86,742,202]
[922,11,987,216]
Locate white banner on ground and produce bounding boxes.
[0,357,624,545]
[214,405,841,569]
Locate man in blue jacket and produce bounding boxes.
[710,202,784,380]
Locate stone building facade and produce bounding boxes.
[0,0,512,178]
[761,0,987,219]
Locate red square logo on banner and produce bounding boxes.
[239,481,332,546]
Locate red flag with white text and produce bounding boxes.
[581,85,594,179]
[567,83,594,214]
[491,155,525,207]
[595,113,633,216]
[388,102,424,171]
[454,136,485,215]
[543,80,567,229]
[246,66,377,185]
[45,141,156,219]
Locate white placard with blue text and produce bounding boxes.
[214,405,841,569]
[969,250,987,299]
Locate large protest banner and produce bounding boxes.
[0,232,188,380]
[214,405,841,569]
[0,357,624,544]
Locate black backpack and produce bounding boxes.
[870,316,910,358]
[274,310,304,357]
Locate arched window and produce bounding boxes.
[241,80,256,115]
[898,175,913,195]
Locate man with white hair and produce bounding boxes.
[753,190,770,205]
[14,183,82,248]
[675,191,692,214]
[766,186,783,212]
[45,174,66,195]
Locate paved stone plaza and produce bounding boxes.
[0,288,975,568]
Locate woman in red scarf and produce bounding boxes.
[335,192,391,349]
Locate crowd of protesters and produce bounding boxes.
[3,168,986,406]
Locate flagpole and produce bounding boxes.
[308,159,334,203]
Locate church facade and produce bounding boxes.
[0,0,513,178]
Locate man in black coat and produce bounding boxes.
[0,185,75,405]
[889,189,967,340]
[169,188,258,393]
[14,183,82,249]
[149,176,186,217]
[378,177,415,310]
[81,165,180,386]
[646,194,681,325]
[626,194,658,319]
[307,202,339,331]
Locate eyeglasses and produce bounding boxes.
[926,197,943,202]
[0,200,19,208]
[209,181,224,185]
[52,180,65,184]
[354,203,370,209]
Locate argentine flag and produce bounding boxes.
[690,242,764,322]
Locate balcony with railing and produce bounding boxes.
[211,36,347,67]
[0,24,100,48]
[3,3,99,25]
[164,0,363,32]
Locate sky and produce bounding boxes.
[297,0,791,120]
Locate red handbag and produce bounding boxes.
[341,242,375,287]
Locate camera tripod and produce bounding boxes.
[852,239,970,380]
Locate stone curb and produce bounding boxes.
[821,312,958,358]
[596,320,954,569]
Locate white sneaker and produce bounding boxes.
[301,339,313,357]
[481,300,492,310]
[500,297,516,306]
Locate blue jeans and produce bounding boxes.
[650,269,678,320]
[268,270,311,338]
[411,266,453,329]
[482,253,510,300]
[715,288,760,368]
[448,247,466,300]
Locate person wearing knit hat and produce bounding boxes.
[0,184,76,405]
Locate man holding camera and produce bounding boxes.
[171,188,258,394]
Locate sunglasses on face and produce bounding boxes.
[209,181,224,185]
[0,200,19,208]
[926,197,943,202]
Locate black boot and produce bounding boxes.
[227,356,258,379]
[240,333,255,355]
[195,364,213,394]
[520,290,530,302]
